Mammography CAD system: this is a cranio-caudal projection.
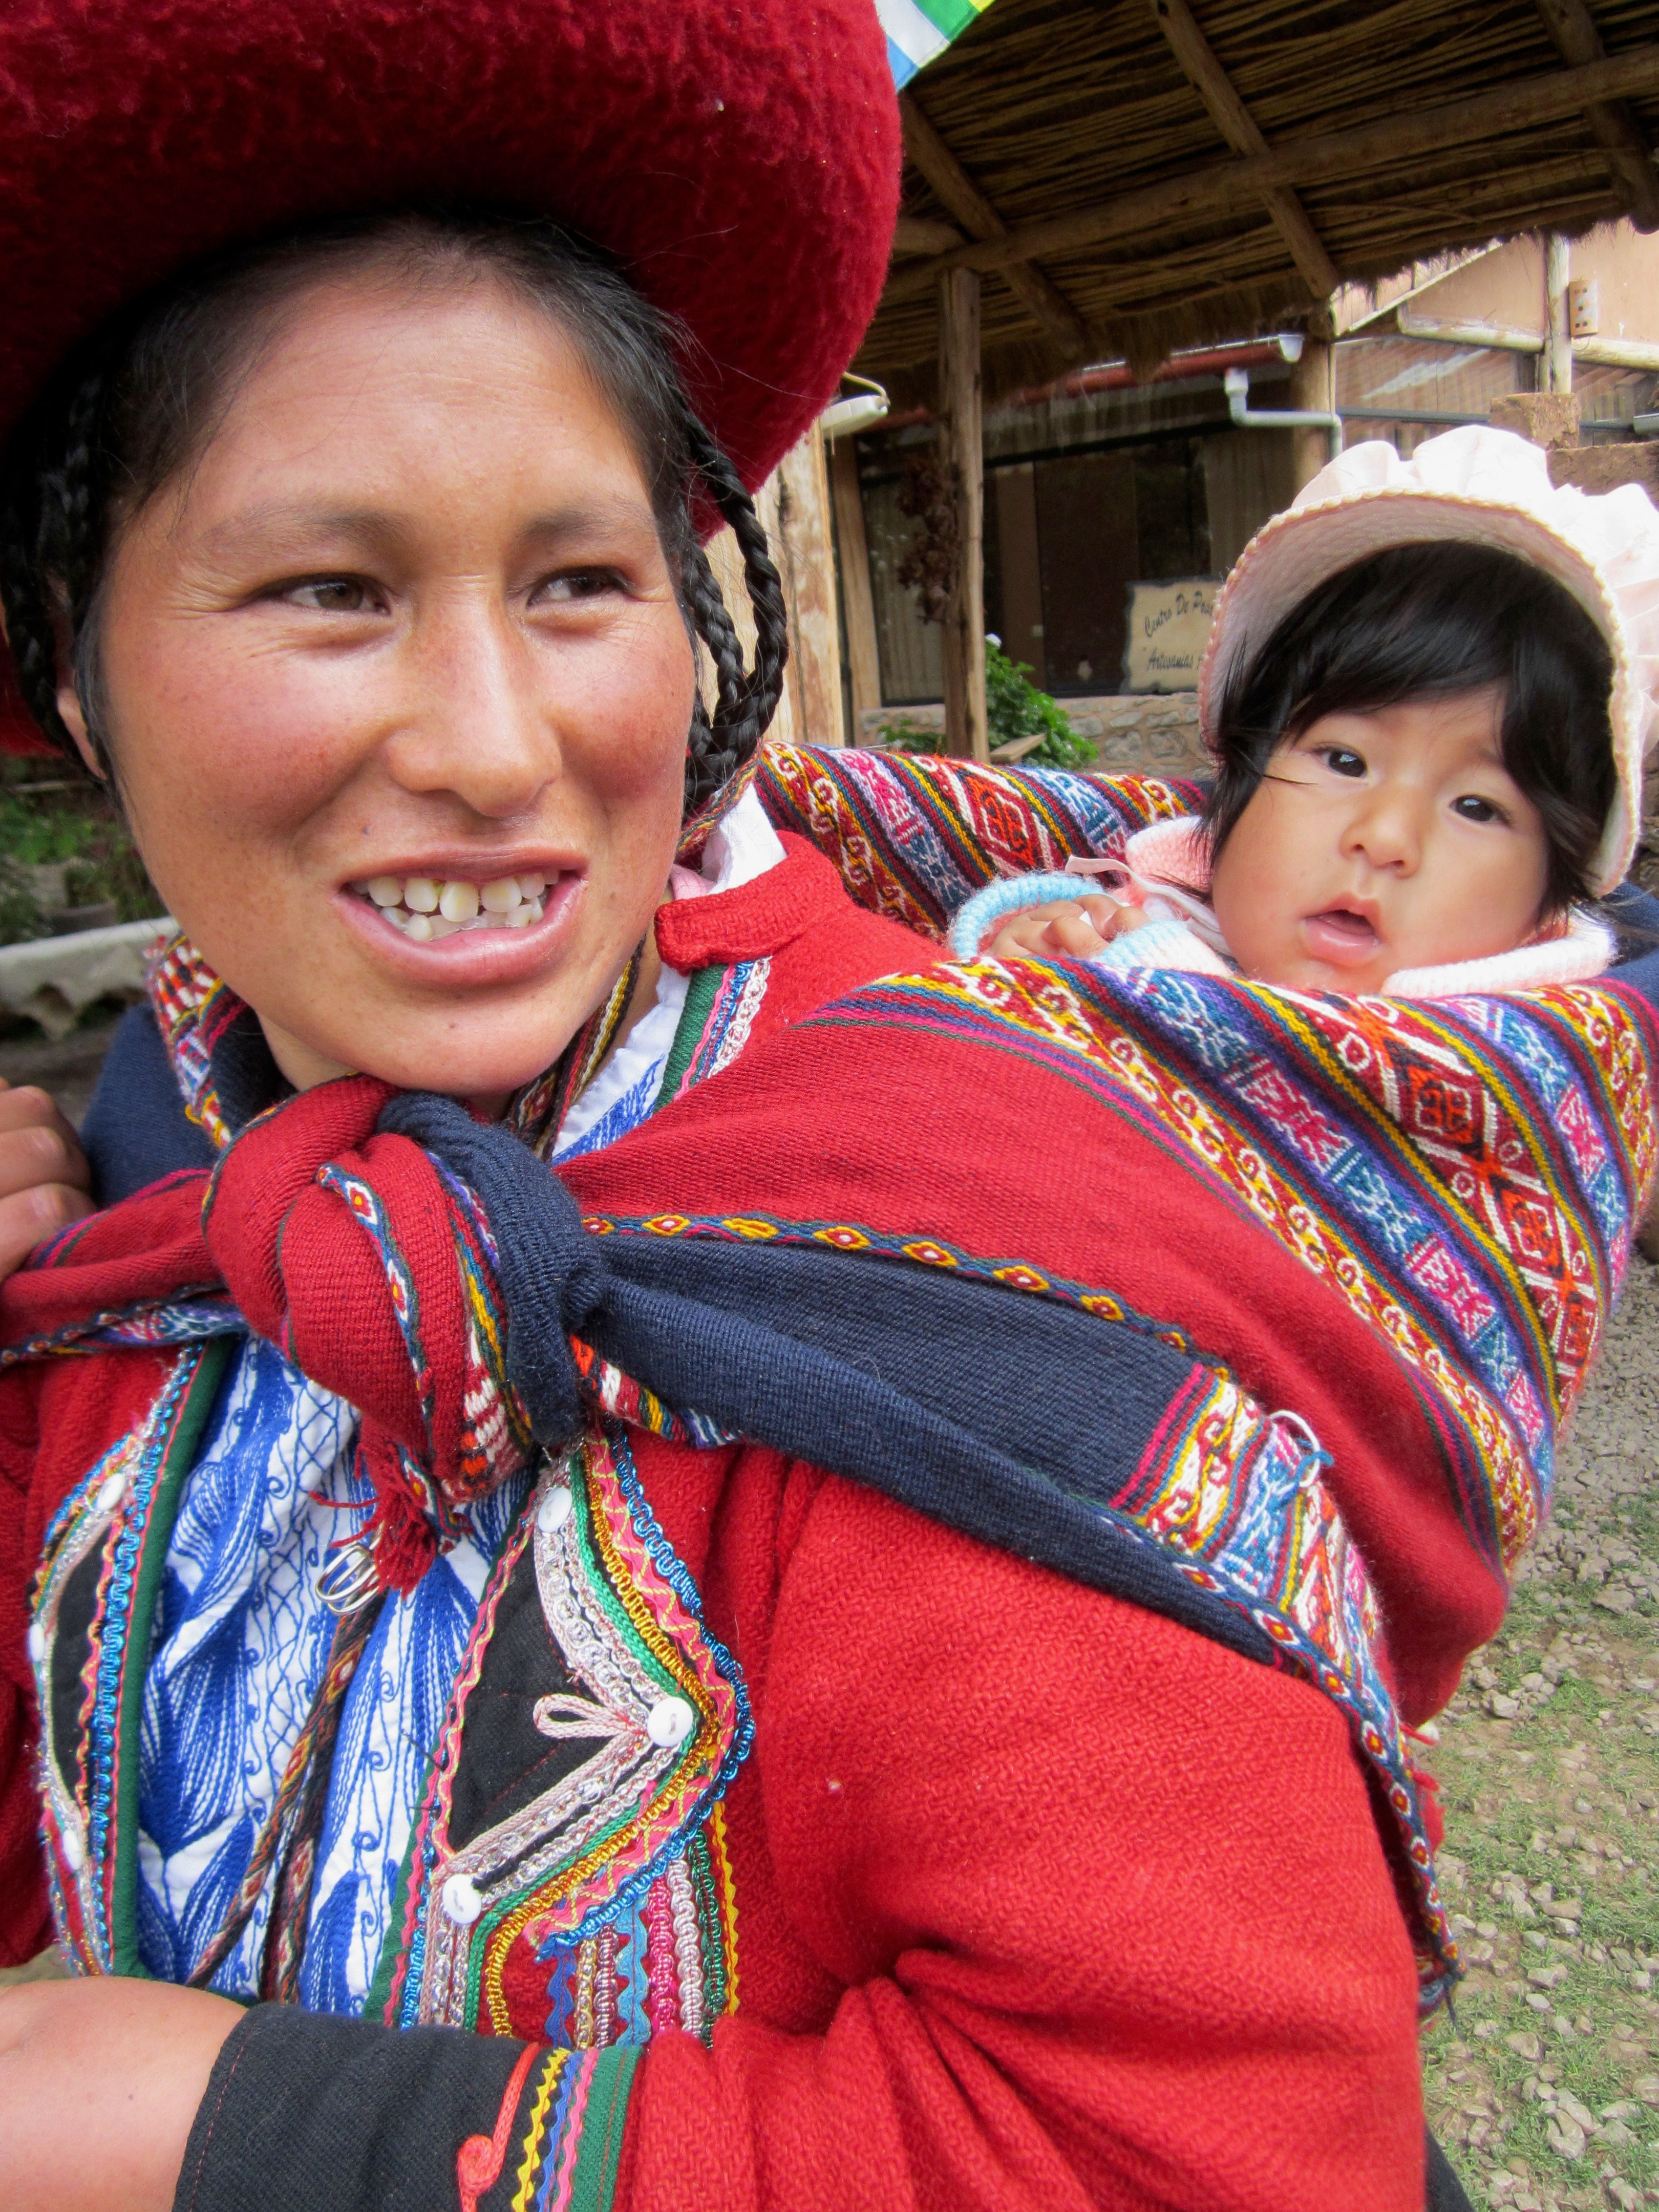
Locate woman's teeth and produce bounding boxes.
[353,871,548,941]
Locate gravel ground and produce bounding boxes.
[1421,1251,1659,2209]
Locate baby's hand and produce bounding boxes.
[0,1079,92,1280]
[986,894,1150,963]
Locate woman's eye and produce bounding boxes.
[530,569,623,605]
[283,577,377,613]
[1452,794,1506,825]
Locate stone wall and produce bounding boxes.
[854,692,1209,778]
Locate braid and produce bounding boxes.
[0,483,65,747]
[45,369,111,637]
[0,360,112,762]
[679,412,789,815]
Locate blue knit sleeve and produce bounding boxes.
[946,872,1096,959]
[1088,917,1211,973]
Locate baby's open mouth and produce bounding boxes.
[349,871,549,942]
[1302,906,1380,960]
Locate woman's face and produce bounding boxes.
[65,269,696,1100]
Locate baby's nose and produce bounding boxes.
[1346,789,1422,868]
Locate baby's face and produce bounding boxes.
[1210,688,1551,992]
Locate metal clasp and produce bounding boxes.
[316,1533,381,1616]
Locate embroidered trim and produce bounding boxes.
[385,1424,750,2046]
[493,2045,637,2212]
[149,938,237,1148]
[663,959,772,1103]
[0,1290,237,1368]
[457,2042,541,2212]
[31,1347,212,1972]
[509,946,645,1160]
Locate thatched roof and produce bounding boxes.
[858,0,1659,409]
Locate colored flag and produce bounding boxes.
[878,0,995,89]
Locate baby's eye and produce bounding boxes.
[283,577,377,614]
[1315,745,1366,778]
[1452,794,1507,825]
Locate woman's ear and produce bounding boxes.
[46,588,104,781]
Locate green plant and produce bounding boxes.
[878,715,944,756]
[0,778,164,943]
[0,785,94,866]
[985,637,1094,768]
[0,863,47,944]
[874,644,1096,768]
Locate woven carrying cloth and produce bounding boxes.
[6,760,1657,2014]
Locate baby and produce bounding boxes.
[952,429,1659,998]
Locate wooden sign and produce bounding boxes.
[1122,579,1219,694]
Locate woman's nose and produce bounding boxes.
[383,599,557,818]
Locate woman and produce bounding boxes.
[0,7,1652,2211]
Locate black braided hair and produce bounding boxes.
[0,211,791,812]
[0,357,115,764]
[677,415,790,815]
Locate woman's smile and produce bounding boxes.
[334,861,585,982]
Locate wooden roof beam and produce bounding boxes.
[900,92,1091,359]
[1533,0,1659,231]
[892,214,966,257]
[1150,0,1339,299]
[882,45,1659,304]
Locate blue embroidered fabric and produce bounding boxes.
[135,1337,527,2011]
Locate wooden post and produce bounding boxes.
[938,266,987,763]
[1288,338,1335,491]
[1544,233,1573,393]
[828,436,883,732]
[770,421,846,749]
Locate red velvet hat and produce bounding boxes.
[0,0,900,747]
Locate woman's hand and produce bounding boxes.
[985,893,1148,963]
[0,1081,92,1279]
[0,1976,243,2212]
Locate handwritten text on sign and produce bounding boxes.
[1122,579,1218,694]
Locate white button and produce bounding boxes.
[646,1696,696,1750]
[537,1484,574,1534]
[26,1622,44,1666]
[95,1471,127,1516]
[442,1873,482,1926]
[60,1826,85,1874]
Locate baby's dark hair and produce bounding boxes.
[0,208,786,819]
[1202,540,1617,916]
